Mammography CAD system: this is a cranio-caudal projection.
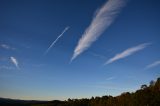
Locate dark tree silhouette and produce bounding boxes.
[141,84,147,89]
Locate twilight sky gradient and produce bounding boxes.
[0,0,160,100]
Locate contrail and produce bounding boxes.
[44,26,70,55]
[71,0,127,62]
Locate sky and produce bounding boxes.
[0,0,160,101]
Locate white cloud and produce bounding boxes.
[0,44,15,50]
[145,61,160,69]
[10,56,19,69]
[44,26,70,55]
[105,43,151,65]
[71,0,127,61]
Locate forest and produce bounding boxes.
[0,77,160,106]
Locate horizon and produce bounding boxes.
[0,77,159,101]
[0,0,160,101]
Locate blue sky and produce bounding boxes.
[0,0,160,100]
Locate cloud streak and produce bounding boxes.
[44,26,70,55]
[105,43,151,65]
[10,56,19,69]
[145,61,160,69]
[71,0,127,61]
[0,44,15,50]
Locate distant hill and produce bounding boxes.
[0,98,49,106]
[1,77,160,106]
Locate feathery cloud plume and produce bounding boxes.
[145,61,160,69]
[44,26,70,55]
[105,43,151,65]
[10,56,19,69]
[71,0,127,61]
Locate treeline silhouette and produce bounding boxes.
[0,77,160,106]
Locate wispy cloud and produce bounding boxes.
[0,44,15,50]
[105,43,151,65]
[44,26,70,55]
[71,0,127,61]
[145,61,160,69]
[87,83,134,91]
[0,65,15,70]
[10,56,20,69]
[106,76,115,81]
[91,85,126,90]
[89,52,107,59]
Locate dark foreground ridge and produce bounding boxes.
[1,77,160,106]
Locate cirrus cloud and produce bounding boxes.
[0,44,15,50]
[71,0,127,61]
[145,61,160,69]
[105,43,151,65]
[10,56,20,69]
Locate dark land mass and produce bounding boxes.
[1,77,160,106]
